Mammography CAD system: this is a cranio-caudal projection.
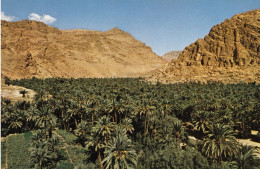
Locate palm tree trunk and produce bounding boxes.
[40,160,43,169]
[74,118,78,128]
[98,151,103,169]
[176,132,180,149]
[114,111,117,123]
[48,127,52,138]
[92,112,94,122]
[44,120,47,140]
[144,116,147,136]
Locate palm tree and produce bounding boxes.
[74,121,90,146]
[48,135,63,158]
[173,119,184,149]
[20,89,28,98]
[67,99,81,129]
[234,145,260,169]
[2,98,11,106]
[191,111,214,138]
[87,95,100,123]
[31,130,46,146]
[120,118,134,134]
[4,76,11,86]
[92,116,115,145]
[86,131,106,169]
[36,105,57,139]
[201,123,239,163]
[156,125,176,147]
[29,141,54,169]
[102,128,137,169]
[86,116,115,169]
[106,98,121,123]
[158,99,171,117]
[8,109,24,132]
[26,105,39,129]
[135,99,156,136]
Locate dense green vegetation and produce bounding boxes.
[5,133,32,169]
[2,78,260,168]
[1,140,6,167]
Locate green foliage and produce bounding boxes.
[139,145,210,169]
[56,129,77,145]
[4,78,260,168]
[200,124,239,163]
[67,146,88,165]
[56,160,74,169]
[1,140,7,167]
[4,76,11,86]
[7,133,31,169]
[24,131,33,141]
[29,130,64,168]
[233,145,260,169]
[102,127,137,169]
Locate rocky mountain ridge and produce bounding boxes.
[1,20,167,79]
[148,9,260,83]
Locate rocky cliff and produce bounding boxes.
[1,20,167,79]
[149,9,260,83]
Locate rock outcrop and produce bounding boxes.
[149,9,260,83]
[161,51,182,61]
[1,20,167,79]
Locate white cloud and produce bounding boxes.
[1,12,16,21]
[28,13,56,24]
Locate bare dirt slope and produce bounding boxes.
[1,20,167,79]
[1,84,36,102]
[148,9,260,84]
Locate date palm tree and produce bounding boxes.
[74,121,90,146]
[135,98,156,136]
[201,123,239,163]
[20,89,28,98]
[120,118,134,134]
[191,111,215,138]
[8,109,24,132]
[234,145,260,169]
[29,141,54,169]
[102,128,137,169]
[48,135,63,158]
[36,105,57,139]
[86,116,115,169]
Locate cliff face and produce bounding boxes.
[1,20,167,79]
[149,9,260,83]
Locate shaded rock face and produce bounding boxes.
[1,20,167,79]
[149,9,260,84]
[161,51,182,61]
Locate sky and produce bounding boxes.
[1,0,260,56]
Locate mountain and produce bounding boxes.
[161,51,182,61]
[1,20,167,79]
[148,9,260,83]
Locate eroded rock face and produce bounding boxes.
[149,9,260,83]
[1,20,167,79]
[161,51,182,61]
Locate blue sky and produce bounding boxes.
[2,0,259,55]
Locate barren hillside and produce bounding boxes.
[1,20,167,79]
[148,9,260,83]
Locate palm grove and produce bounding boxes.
[2,77,260,168]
